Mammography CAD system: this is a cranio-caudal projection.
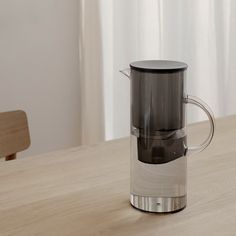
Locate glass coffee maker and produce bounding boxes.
[121,60,215,213]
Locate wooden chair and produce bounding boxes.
[0,110,31,161]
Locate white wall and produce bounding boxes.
[0,0,80,157]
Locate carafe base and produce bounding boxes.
[130,194,186,213]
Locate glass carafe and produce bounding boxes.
[121,60,215,213]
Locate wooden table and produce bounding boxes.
[0,116,236,236]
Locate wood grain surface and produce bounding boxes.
[0,116,236,236]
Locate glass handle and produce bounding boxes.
[184,95,215,156]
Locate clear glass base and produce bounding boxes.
[130,194,186,213]
[130,134,187,199]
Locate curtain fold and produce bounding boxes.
[79,0,236,144]
[78,0,105,144]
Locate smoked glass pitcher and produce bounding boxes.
[121,60,215,213]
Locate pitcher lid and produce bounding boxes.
[130,60,188,73]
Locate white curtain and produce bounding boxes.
[79,0,236,144]
[78,0,105,144]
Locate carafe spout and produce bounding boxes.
[119,68,130,79]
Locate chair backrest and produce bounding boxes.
[0,110,31,161]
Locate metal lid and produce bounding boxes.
[130,60,188,73]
